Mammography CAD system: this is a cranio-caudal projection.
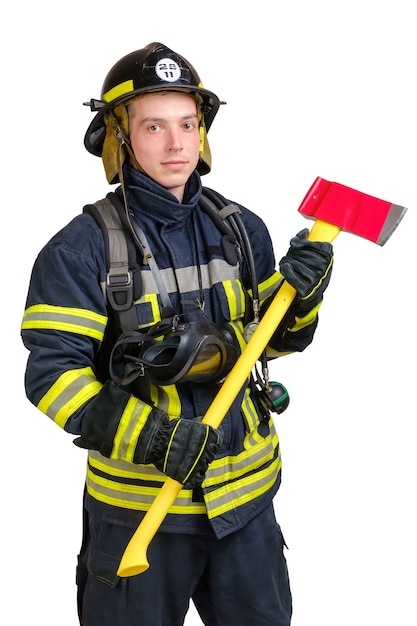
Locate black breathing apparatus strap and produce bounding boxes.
[199,187,260,326]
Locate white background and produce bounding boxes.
[4,1,416,624]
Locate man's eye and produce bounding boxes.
[183,122,194,130]
[149,124,159,132]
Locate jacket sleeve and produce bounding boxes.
[20,214,160,463]
[239,206,321,355]
[260,282,321,354]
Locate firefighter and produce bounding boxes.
[21,42,333,625]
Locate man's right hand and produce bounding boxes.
[148,416,222,488]
[74,381,222,488]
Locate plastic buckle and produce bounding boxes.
[106,270,134,311]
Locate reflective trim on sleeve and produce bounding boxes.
[223,278,245,320]
[149,382,181,418]
[21,304,107,340]
[112,398,153,463]
[37,366,103,428]
[258,271,283,305]
[289,301,322,332]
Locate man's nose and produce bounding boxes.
[167,128,182,150]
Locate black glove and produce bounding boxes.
[148,416,222,488]
[74,381,221,488]
[279,228,333,307]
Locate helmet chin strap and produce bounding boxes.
[107,122,150,267]
[109,109,145,175]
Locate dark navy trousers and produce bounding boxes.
[78,503,292,625]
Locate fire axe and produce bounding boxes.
[116,176,407,577]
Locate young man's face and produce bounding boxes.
[128,92,201,202]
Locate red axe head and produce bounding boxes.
[298,177,407,245]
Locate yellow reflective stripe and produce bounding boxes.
[223,278,245,320]
[86,480,207,514]
[204,423,279,486]
[205,455,281,519]
[258,271,283,305]
[89,450,157,478]
[112,398,153,463]
[228,318,246,352]
[86,433,279,518]
[86,454,207,514]
[103,79,134,103]
[149,382,181,417]
[264,347,292,358]
[289,301,322,332]
[135,293,160,329]
[21,304,107,340]
[38,367,102,428]
[241,390,264,447]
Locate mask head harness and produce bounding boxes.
[83,42,223,184]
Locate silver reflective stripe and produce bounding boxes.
[139,259,239,296]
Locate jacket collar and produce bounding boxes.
[123,165,202,223]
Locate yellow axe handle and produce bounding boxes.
[117,219,341,577]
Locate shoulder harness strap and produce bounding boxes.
[83,190,141,332]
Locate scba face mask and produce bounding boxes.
[109,319,238,387]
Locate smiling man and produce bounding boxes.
[21,42,334,625]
